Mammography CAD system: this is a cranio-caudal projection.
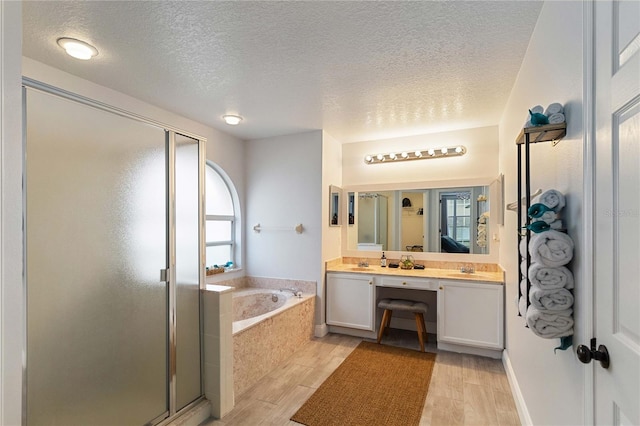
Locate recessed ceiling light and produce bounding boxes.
[222,114,243,125]
[57,37,98,60]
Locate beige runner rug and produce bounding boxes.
[291,341,436,426]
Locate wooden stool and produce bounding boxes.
[377,298,428,352]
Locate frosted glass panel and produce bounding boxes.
[206,245,232,266]
[205,165,234,215]
[206,220,232,242]
[26,90,168,425]
[175,134,202,410]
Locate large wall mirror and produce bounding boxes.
[343,178,502,259]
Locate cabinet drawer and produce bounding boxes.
[378,276,438,291]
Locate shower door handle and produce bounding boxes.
[160,268,170,282]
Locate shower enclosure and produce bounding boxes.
[357,193,388,251]
[23,81,205,425]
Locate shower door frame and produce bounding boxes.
[22,78,206,425]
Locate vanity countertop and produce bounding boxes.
[326,262,504,283]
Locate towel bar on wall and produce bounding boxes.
[253,223,304,234]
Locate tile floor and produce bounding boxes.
[201,330,520,426]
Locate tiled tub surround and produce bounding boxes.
[203,279,317,418]
[232,288,314,334]
[233,292,315,398]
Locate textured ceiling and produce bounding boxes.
[22,1,543,143]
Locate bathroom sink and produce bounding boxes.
[347,267,371,272]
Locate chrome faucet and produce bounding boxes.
[460,265,475,274]
[357,260,369,267]
[279,287,303,297]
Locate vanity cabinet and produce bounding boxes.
[438,280,504,350]
[326,273,375,331]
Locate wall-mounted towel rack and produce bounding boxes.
[253,223,304,234]
[516,122,567,317]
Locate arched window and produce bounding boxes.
[205,162,239,268]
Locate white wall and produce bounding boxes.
[320,131,342,329]
[1,2,23,424]
[343,126,499,186]
[245,131,323,283]
[498,2,585,425]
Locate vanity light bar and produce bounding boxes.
[364,146,466,164]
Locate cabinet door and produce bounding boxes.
[438,281,504,349]
[326,273,374,331]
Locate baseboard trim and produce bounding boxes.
[502,349,533,426]
[315,323,329,337]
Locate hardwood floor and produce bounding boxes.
[201,330,520,426]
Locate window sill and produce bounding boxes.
[205,268,244,284]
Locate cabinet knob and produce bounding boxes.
[369,281,372,286]
[402,281,407,285]
[439,286,443,290]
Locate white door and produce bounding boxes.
[594,1,640,424]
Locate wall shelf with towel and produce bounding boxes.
[515,122,567,146]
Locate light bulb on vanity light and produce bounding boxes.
[427,149,435,156]
[455,146,463,153]
[441,147,448,155]
[401,152,409,159]
[415,150,422,158]
[389,153,397,160]
[365,155,373,163]
[376,154,385,161]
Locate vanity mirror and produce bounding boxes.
[343,178,501,257]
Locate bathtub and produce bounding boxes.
[232,287,315,396]
[232,288,314,334]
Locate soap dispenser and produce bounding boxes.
[380,252,387,267]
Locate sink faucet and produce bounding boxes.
[280,287,303,297]
[357,260,369,267]
[460,265,475,274]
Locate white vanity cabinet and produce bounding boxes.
[326,273,375,331]
[437,280,504,350]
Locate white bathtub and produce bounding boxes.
[232,288,314,335]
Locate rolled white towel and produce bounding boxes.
[548,112,565,124]
[544,103,564,116]
[539,189,565,211]
[529,230,574,267]
[524,106,544,127]
[532,210,558,225]
[526,307,573,338]
[529,284,574,311]
[549,219,564,230]
[520,278,529,296]
[531,105,544,114]
[519,296,528,316]
[520,260,528,277]
[528,264,574,289]
[519,238,529,257]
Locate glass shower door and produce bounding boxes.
[174,133,203,410]
[25,89,169,425]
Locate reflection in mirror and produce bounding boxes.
[347,185,490,255]
[329,185,342,226]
